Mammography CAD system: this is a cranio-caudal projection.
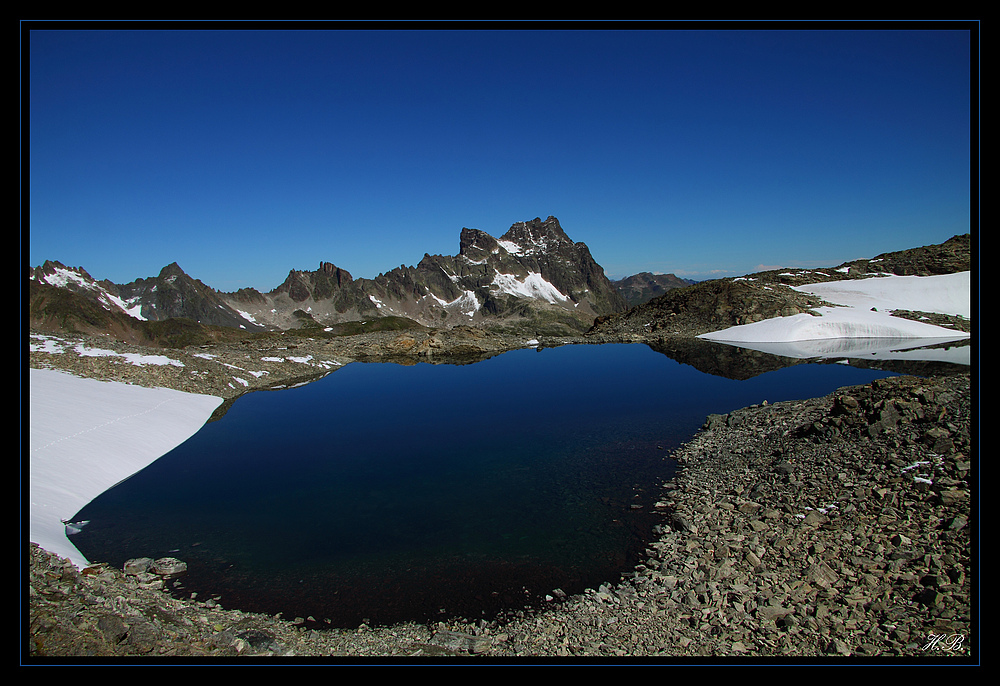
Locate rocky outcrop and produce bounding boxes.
[842,233,971,277]
[591,277,826,339]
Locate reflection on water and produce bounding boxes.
[703,335,970,364]
[70,342,906,628]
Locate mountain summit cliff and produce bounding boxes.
[222,216,627,333]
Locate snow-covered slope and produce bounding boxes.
[27,369,222,568]
[795,272,971,320]
[699,272,971,345]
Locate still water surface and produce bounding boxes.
[70,343,898,627]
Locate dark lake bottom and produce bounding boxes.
[70,343,899,628]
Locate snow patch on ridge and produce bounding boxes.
[426,290,481,317]
[235,309,259,324]
[793,272,971,319]
[491,271,569,304]
[497,239,523,256]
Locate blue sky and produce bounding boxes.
[26,24,975,292]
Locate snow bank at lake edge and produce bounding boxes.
[27,368,223,568]
[699,272,971,344]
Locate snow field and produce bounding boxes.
[27,368,222,568]
[699,272,971,344]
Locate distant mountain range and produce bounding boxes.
[27,219,972,351]
[32,216,692,343]
[609,272,697,308]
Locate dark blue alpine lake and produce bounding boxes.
[70,342,899,627]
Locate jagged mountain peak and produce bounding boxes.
[271,261,357,304]
[318,261,354,286]
[458,227,500,259]
[158,261,186,276]
[496,216,573,257]
[31,260,96,285]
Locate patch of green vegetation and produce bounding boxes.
[141,318,250,348]
[485,309,593,337]
[247,315,428,341]
[324,316,427,336]
[292,309,322,328]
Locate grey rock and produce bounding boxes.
[151,557,188,576]
[428,629,492,654]
[123,558,154,575]
[96,614,128,644]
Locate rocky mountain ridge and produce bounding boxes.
[29,217,628,341]
[240,216,627,333]
[28,260,269,337]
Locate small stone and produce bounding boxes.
[803,510,828,526]
[939,489,967,506]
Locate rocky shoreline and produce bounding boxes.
[27,327,573,403]
[26,332,975,663]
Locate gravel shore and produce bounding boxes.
[26,334,975,663]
